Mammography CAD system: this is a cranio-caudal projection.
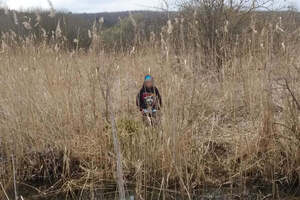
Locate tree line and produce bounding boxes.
[0,9,170,50]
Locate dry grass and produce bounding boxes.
[0,10,300,200]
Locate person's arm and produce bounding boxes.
[155,87,162,108]
[136,93,140,108]
[136,89,144,111]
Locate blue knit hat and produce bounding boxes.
[144,75,153,82]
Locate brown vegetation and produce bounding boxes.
[0,1,300,199]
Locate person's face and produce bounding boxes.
[145,80,153,88]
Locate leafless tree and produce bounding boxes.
[178,0,274,71]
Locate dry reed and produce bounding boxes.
[0,5,299,200]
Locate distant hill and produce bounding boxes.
[72,11,171,28]
[1,8,299,50]
[0,9,172,49]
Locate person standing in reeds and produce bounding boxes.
[136,75,162,124]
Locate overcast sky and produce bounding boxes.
[1,0,299,13]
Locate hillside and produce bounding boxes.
[0,9,170,49]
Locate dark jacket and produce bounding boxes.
[136,86,162,111]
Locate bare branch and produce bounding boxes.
[284,78,300,110]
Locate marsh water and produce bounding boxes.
[8,184,300,200]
